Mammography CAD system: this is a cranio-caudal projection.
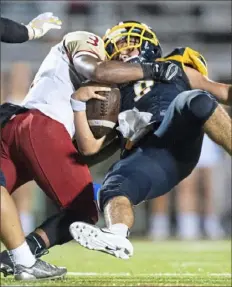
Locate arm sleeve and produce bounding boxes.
[0,17,29,43]
[63,31,106,61]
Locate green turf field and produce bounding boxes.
[1,240,231,286]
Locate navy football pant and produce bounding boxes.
[98,90,218,210]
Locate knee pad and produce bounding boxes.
[187,90,218,123]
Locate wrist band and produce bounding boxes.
[70,97,86,112]
[26,25,35,40]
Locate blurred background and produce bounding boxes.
[1,0,231,240]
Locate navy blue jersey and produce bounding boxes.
[119,47,208,124]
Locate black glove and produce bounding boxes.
[140,61,182,82]
[126,56,182,83]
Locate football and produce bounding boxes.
[86,85,121,139]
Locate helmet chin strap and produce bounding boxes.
[123,55,140,62]
[123,55,147,65]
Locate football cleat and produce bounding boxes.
[0,248,49,277]
[70,222,133,260]
[14,259,67,281]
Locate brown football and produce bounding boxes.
[86,85,121,139]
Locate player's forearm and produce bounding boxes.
[74,54,180,85]
[205,81,232,106]
[0,17,29,43]
[74,111,105,156]
[74,55,143,84]
[185,66,232,106]
[94,59,181,84]
[94,60,144,84]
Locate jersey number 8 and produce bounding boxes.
[134,80,155,102]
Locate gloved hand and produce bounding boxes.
[126,56,182,83]
[141,60,182,82]
[26,12,62,40]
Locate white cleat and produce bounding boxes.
[69,222,133,260]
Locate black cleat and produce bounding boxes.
[14,259,67,281]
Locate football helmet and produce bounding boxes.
[103,20,162,61]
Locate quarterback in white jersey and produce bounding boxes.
[22,31,106,138]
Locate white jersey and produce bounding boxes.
[21,31,106,138]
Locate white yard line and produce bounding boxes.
[67,272,231,277]
[68,272,130,276]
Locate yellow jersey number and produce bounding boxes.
[134,80,155,102]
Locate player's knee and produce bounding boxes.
[98,175,127,211]
[187,90,218,123]
[98,171,152,211]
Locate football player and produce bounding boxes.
[69,21,232,259]
[0,27,181,275]
[0,13,67,280]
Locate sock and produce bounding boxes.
[9,241,36,267]
[19,212,35,236]
[109,223,129,238]
[26,232,47,257]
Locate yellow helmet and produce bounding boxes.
[103,20,162,60]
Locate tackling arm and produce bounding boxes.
[74,55,144,84]
[74,55,181,85]
[184,66,232,106]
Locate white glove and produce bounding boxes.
[26,12,62,40]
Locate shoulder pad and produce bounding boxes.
[63,31,99,42]
[157,47,208,76]
[63,31,105,61]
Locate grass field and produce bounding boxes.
[1,240,231,286]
